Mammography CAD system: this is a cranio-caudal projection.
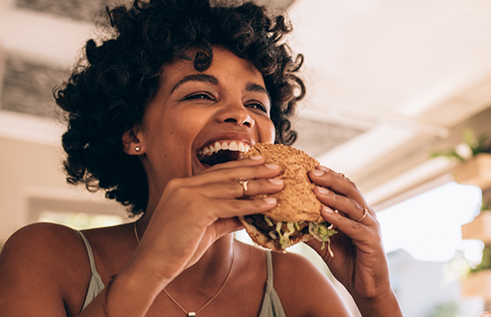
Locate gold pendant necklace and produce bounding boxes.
[133,222,235,316]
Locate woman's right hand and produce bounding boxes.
[126,155,283,288]
[77,155,284,317]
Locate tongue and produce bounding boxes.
[199,150,242,167]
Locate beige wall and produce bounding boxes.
[0,135,127,243]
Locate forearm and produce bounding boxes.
[352,290,403,317]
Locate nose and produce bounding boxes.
[215,101,254,128]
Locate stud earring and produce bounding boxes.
[134,146,141,153]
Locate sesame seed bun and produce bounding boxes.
[238,143,327,251]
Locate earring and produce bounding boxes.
[134,146,141,153]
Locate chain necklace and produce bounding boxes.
[133,222,235,317]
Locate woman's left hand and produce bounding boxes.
[305,166,401,315]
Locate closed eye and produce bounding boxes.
[183,93,215,101]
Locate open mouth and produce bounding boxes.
[197,141,251,167]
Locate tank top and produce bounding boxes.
[78,232,286,316]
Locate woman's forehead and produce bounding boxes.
[160,46,265,88]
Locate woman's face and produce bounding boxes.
[135,46,275,192]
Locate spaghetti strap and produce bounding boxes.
[78,231,105,311]
[78,232,101,276]
[258,250,287,317]
[265,250,274,285]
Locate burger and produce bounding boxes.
[238,143,337,252]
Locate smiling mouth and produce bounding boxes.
[197,141,251,167]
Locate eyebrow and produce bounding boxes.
[246,82,271,102]
[171,73,271,101]
[171,74,219,93]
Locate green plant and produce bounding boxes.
[469,244,491,274]
[481,198,490,213]
[427,301,458,317]
[431,128,488,162]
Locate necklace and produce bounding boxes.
[133,222,235,316]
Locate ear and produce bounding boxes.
[122,125,144,155]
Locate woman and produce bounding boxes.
[0,0,403,316]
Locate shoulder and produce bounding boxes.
[271,250,352,317]
[271,250,329,292]
[1,222,86,266]
[0,223,90,316]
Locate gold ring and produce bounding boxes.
[238,178,249,197]
[356,207,368,222]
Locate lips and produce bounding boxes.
[197,140,252,167]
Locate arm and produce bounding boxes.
[0,223,89,317]
[307,166,403,317]
[92,156,283,316]
[0,156,283,317]
[0,223,165,317]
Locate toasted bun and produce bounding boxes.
[243,143,323,223]
[238,143,324,251]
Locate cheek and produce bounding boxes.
[258,118,276,143]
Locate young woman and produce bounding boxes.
[0,0,403,316]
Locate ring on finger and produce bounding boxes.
[238,178,249,197]
[356,207,368,222]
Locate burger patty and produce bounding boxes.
[243,214,311,240]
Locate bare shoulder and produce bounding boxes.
[0,223,90,316]
[0,222,86,267]
[271,250,352,317]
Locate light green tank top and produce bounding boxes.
[78,232,286,316]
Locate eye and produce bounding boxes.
[246,102,268,113]
[183,92,215,101]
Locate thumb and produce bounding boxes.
[213,218,244,240]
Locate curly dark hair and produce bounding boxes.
[54,0,305,215]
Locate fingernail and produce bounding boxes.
[269,178,283,185]
[265,163,280,169]
[249,155,263,160]
[264,197,277,204]
[317,165,330,172]
[317,186,329,194]
[311,169,324,176]
[322,205,334,213]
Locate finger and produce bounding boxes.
[200,155,265,174]
[186,219,243,268]
[212,218,244,239]
[206,196,277,220]
[309,167,371,215]
[184,163,282,187]
[313,186,369,223]
[197,178,284,199]
[319,204,380,243]
[309,167,360,199]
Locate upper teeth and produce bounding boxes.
[198,141,251,157]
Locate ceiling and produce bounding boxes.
[2,0,491,209]
[287,0,491,207]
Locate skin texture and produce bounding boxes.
[0,47,402,317]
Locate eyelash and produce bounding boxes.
[247,102,267,113]
[183,93,268,113]
[184,93,214,101]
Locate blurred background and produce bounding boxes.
[2,0,491,315]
